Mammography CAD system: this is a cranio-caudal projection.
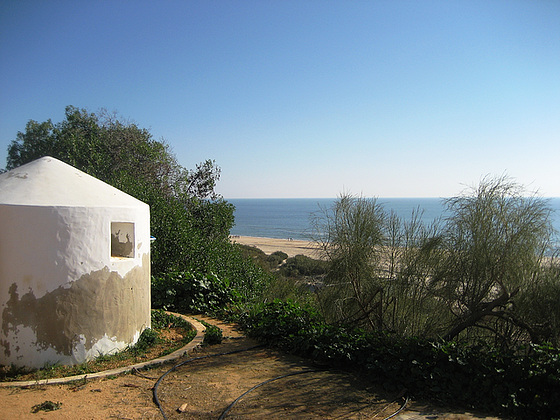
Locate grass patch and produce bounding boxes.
[0,310,196,382]
[31,400,62,413]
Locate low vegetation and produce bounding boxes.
[197,319,224,345]
[242,300,560,419]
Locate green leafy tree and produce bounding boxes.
[6,106,218,201]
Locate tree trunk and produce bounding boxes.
[443,291,513,341]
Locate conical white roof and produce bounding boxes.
[0,156,147,207]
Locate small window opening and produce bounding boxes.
[111,222,135,258]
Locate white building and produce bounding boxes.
[0,156,151,368]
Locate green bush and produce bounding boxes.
[133,310,197,354]
[151,308,192,330]
[207,241,272,306]
[260,275,316,307]
[151,271,234,314]
[151,246,271,316]
[267,251,288,268]
[243,300,560,419]
[203,324,223,345]
[279,254,328,277]
[242,300,322,353]
[236,244,267,258]
[236,244,283,270]
[132,328,161,353]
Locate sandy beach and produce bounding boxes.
[231,235,323,259]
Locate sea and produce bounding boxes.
[229,197,560,245]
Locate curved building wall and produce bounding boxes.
[0,203,150,368]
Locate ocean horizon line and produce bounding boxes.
[229,197,560,243]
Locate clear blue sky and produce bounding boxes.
[1,1,559,198]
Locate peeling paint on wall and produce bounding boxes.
[1,254,150,364]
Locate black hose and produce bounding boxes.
[153,344,409,420]
[218,369,320,419]
[153,344,265,420]
[383,394,410,420]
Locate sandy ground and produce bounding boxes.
[231,236,323,259]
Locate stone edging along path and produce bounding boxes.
[0,312,205,388]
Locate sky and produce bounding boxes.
[1,1,559,198]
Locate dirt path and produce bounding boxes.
[0,317,500,419]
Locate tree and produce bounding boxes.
[383,209,448,338]
[313,194,448,337]
[7,119,57,170]
[6,106,212,200]
[5,106,276,314]
[313,194,388,330]
[435,176,557,345]
[312,179,559,347]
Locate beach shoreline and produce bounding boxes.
[230,235,322,259]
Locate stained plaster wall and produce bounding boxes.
[0,161,151,369]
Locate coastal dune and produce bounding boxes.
[230,236,322,259]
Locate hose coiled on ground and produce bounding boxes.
[153,344,409,420]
